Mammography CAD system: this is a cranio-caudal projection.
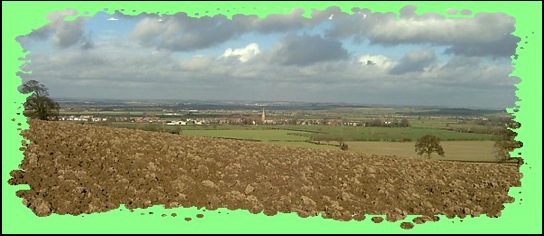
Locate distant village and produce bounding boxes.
[59,115,403,127]
[58,109,365,126]
[58,108,492,128]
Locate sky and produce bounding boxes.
[16,5,521,109]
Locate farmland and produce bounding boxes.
[56,100,517,162]
[91,122,505,161]
[10,120,521,229]
[345,141,498,162]
[94,122,498,142]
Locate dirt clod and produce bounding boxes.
[245,184,255,194]
[371,216,384,223]
[400,222,414,230]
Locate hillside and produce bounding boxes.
[9,120,521,228]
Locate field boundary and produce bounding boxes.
[437,159,521,166]
[211,137,262,142]
[268,127,326,134]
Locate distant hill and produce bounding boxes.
[396,108,505,116]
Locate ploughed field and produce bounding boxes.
[9,120,521,228]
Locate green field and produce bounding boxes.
[182,129,309,141]
[346,141,499,162]
[97,122,496,142]
[88,122,507,161]
[263,125,496,142]
[180,129,500,161]
[180,129,504,161]
[181,129,340,150]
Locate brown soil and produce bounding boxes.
[9,120,522,229]
[372,216,384,223]
[400,222,414,230]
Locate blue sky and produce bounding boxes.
[18,5,520,109]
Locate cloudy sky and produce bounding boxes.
[17,5,520,109]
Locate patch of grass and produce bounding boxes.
[345,141,498,162]
[181,129,310,142]
[93,122,497,142]
[272,125,495,142]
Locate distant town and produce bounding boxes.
[58,104,501,129]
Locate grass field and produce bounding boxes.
[345,141,499,162]
[265,125,495,141]
[181,129,340,150]
[89,122,503,161]
[181,129,309,141]
[93,120,499,141]
[179,126,495,142]
[183,129,500,161]
[183,130,504,161]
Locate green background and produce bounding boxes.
[2,1,542,234]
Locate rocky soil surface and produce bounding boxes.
[9,120,521,229]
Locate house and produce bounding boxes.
[263,119,275,125]
[166,121,187,126]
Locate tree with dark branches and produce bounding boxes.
[19,80,60,121]
[415,134,445,159]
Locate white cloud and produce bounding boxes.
[18,6,519,109]
[327,6,519,57]
[358,55,396,70]
[17,9,90,49]
[220,43,260,62]
[107,17,119,21]
[180,55,215,71]
[389,49,437,75]
[263,34,349,66]
[21,42,517,109]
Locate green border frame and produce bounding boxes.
[2,1,542,234]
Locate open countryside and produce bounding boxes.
[55,100,516,163]
[183,130,499,161]
[10,4,527,231]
